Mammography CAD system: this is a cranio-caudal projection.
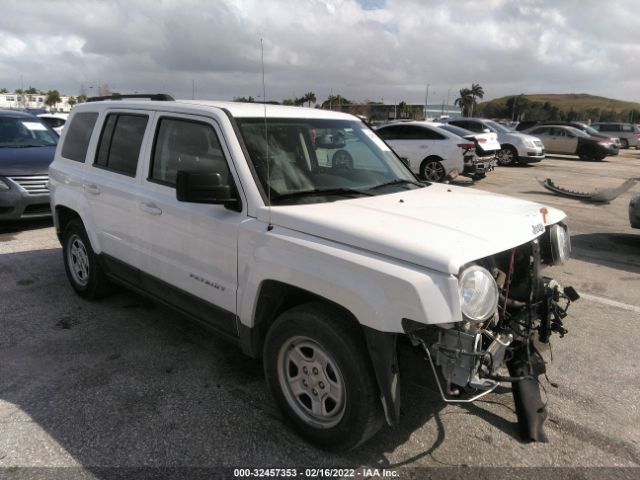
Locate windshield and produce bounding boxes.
[0,116,58,147]
[567,126,589,138]
[484,120,511,133]
[236,118,422,205]
[582,125,600,136]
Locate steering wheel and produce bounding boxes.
[331,150,353,170]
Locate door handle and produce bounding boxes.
[139,201,162,216]
[83,183,100,195]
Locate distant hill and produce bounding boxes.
[477,93,640,122]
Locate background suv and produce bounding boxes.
[0,109,58,220]
[448,117,545,165]
[590,122,640,149]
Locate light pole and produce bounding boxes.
[424,84,429,120]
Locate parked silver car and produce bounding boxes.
[448,118,545,166]
[590,122,640,149]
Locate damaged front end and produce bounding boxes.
[403,224,579,442]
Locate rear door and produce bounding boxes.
[86,110,153,267]
[134,111,244,335]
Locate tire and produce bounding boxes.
[263,302,384,450]
[62,219,112,299]
[420,157,446,182]
[578,146,596,161]
[620,138,629,149]
[496,146,518,166]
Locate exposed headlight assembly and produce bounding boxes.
[550,223,571,264]
[0,178,10,191]
[459,265,499,322]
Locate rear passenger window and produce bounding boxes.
[61,112,98,162]
[94,113,148,176]
[150,118,230,186]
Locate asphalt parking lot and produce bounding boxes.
[1,149,639,477]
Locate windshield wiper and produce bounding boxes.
[272,188,373,201]
[12,144,48,148]
[368,179,425,191]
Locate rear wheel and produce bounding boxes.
[496,146,518,166]
[62,219,111,299]
[263,302,383,450]
[420,157,446,182]
[620,138,629,149]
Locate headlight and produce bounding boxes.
[598,141,611,147]
[459,265,499,322]
[550,223,571,264]
[524,138,536,148]
[0,178,10,191]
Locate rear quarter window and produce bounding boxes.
[61,112,99,162]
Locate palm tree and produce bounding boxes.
[304,91,316,107]
[455,88,474,117]
[469,83,484,116]
[45,90,61,110]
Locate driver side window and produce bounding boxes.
[149,117,230,187]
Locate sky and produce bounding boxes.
[0,0,639,105]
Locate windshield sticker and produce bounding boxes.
[22,122,48,131]
[363,129,391,151]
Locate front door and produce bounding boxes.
[135,113,245,336]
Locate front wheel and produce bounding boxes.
[420,158,446,182]
[263,302,383,450]
[496,146,518,166]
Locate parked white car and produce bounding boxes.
[436,122,501,180]
[49,96,577,449]
[38,113,69,135]
[375,121,465,182]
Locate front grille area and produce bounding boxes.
[8,175,49,195]
[23,204,51,215]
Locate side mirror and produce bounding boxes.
[482,128,491,133]
[176,171,241,211]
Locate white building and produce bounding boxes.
[0,93,76,112]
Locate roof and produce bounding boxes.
[74,99,358,121]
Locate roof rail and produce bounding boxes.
[86,93,175,102]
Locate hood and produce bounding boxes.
[257,184,565,275]
[0,146,56,176]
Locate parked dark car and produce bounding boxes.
[630,193,640,229]
[0,109,58,220]
[522,125,618,161]
[516,121,621,148]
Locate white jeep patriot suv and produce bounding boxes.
[49,94,578,450]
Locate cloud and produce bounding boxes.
[0,0,638,104]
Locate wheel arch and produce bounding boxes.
[419,155,445,180]
[239,280,402,426]
[240,280,361,358]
